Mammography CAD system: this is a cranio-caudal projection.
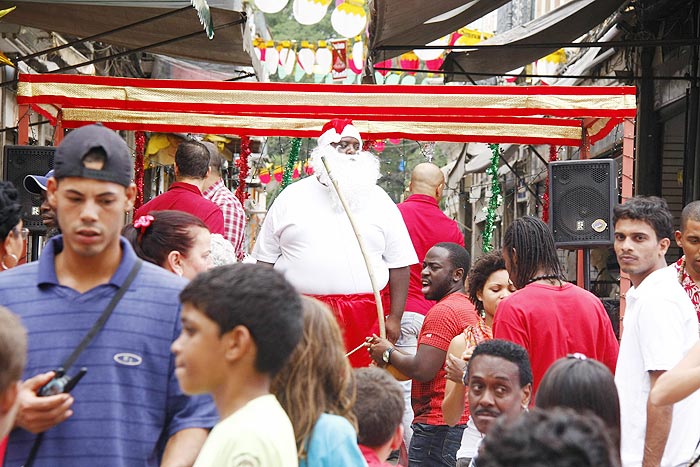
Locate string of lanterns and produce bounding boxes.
[254,0,367,38]
[253,28,497,84]
[254,36,364,83]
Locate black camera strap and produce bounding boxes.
[23,259,142,467]
[60,259,142,370]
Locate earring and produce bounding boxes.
[1,253,18,270]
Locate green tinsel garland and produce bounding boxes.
[483,143,503,253]
[282,138,302,189]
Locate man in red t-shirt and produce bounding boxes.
[493,216,619,397]
[369,242,478,467]
[135,140,224,235]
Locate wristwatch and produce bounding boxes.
[382,347,395,364]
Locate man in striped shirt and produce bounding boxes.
[202,142,246,261]
[0,124,217,467]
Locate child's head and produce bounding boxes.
[535,354,620,451]
[0,306,27,438]
[271,296,357,459]
[172,264,303,395]
[353,367,404,451]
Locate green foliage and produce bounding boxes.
[264,2,339,42]
[377,141,448,203]
[261,136,448,206]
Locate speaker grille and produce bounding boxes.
[3,145,55,234]
[549,159,616,247]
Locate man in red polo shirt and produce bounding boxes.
[369,243,478,467]
[135,140,224,235]
[395,162,465,447]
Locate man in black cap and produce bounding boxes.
[23,169,60,238]
[0,124,217,467]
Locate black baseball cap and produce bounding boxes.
[54,123,132,187]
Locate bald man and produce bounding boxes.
[394,162,465,447]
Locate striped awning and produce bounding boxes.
[17,73,637,146]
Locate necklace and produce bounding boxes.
[526,274,561,285]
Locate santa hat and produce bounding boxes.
[318,118,363,148]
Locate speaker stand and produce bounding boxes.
[582,248,591,291]
[30,234,40,262]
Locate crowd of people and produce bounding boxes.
[0,119,699,467]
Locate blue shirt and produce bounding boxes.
[0,236,218,467]
[300,413,367,467]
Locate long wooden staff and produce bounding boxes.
[320,156,386,352]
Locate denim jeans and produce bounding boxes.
[409,423,466,467]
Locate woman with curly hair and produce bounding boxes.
[0,181,27,271]
[122,210,211,280]
[271,296,365,467]
[441,252,514,466]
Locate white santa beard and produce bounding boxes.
[309,145,381,212]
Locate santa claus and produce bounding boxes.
[253,119,417,367]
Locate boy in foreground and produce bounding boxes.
[171,264,304,467]
[353,367,406,466]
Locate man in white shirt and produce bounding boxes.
[253,119,417,367]
[613,196,700,467]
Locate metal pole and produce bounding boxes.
[583,248,591,291]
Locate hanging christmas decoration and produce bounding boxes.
[297,43,315,74]
[264,41,279,75]
[330,39,348,79]
[282,138,302,189]
[331,0,367,38]
[315,42,333,75]
[235,136,251,204]
[279,43,296,76]
[293,0,332,25]
[420,141,436,162]
[399,52,419,75]
[134,131,145,209]
[542,145,558,222]
[483,143,503,253]
[374,58,392,77]
[425,57,444,72]
[384,73,400,85]
[254,0,288,13]
[413,35,449,62]
[349,37,364,74]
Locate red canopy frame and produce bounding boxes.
[17,73,635,146]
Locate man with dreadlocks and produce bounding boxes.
[493,216,618,397]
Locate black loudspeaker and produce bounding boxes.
[3,145,55,234]
[549,159,616,248]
